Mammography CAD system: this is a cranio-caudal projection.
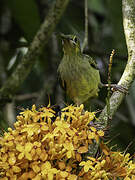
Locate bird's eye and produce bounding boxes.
[74,37,78,43]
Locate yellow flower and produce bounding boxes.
[8,152,16,166]
[58,161,66,170]
[39,106,55,124]
[42,133,56,142]
[67,174,77,180]
[4,132,14,141]
[0,162,9,170]
[0,153,8,163]
[16,142,33,160]
[59,171,68,178]
[20,108,34,123]
[63,142,74,158]
[41,161,59,180]
[12,166,21,173]
[78,146,88,154]
[21,123,41,137]
[3,104,135,179]
[31,161,41,173]
[88,126,104,143]
[97,130,104,137]
[62,104,76,112]
[80,160,94,172]
[53,120,70,135]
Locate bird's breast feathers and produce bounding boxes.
[58,57,100,103]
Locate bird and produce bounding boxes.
[57,33,101,105]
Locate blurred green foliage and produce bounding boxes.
[0,0,135,154]
[7,0,40,42]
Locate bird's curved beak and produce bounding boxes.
[59,33,69,42]
[59,33,70,47]
[59,33,73,53]
[59,33,67,39]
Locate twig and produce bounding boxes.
[0,0,70,105]
[81,0,88,52]
[15,93,38,101]
[106,50,115,120]
[98,0,135,129]
[4,103,15,128]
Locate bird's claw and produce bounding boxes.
[109,84,128,94]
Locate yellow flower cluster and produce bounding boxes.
[0,104,135,180]
[0,104,104,180]
[79,142,135,179]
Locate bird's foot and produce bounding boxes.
[104,84,128,94]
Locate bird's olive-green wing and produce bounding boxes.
[57,71,67,91]
[83,54,99,70]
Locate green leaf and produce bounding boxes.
[88,0,106,15]
[7,0,40,42]
[107,0,127,55]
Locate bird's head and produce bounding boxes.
[60,33,81,55]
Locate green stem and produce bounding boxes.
[81,0,88,52]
